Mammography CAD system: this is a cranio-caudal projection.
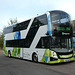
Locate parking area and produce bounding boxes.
[0,50,75,75]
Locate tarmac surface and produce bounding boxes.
[0,51,75,75]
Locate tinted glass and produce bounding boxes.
[50,37,72,49]
[36,36,72,50]
[6,39,31,48]
[36,37,50,48]
[36,14,48,25]
[31,14,47,28]
[3,26,13,34]
[13,20,30,32]
[72,20,75,32]
[51,11,70,24]
[50,11,72,36]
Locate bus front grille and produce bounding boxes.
[57,51,73,59]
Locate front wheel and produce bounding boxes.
[33,54,38,62]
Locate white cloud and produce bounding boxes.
[2,20,8,26]
[57,0,75,20]
[18,17,29,22]
[0,0,75,31]
[38,0,75,20]
[1,17,29,28]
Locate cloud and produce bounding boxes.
[1,17,29,28]
[37,0,75,20]
[0,0,75,31]
[57,0,75,20]
[18,17,29,22]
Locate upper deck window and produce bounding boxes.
[13,19,30,32]
[51,11,70,25]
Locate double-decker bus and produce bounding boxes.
[3,10,74,64]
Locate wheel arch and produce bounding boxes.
[32,52,38,61]
[8,50,11,53]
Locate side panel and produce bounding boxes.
[5,18,34,41]
[11,48,20,57]
[3,18,34,56]
[22,25,47,60]
[3,34,8,55]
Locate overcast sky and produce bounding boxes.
[0,0,75,31]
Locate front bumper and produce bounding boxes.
[49,56,74,64]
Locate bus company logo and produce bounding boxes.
[14,31,21,40]
[62,32,70,35]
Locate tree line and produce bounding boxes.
[0,33,3,49]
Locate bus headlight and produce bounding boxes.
[51,51,58,58]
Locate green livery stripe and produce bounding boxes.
[11,48,20,58]
[59,54,73,58]
[41,49,50,63]
[3,45,8,55]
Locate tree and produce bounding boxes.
[8,17,18,25]
[0,32,3,49]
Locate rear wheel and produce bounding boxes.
[8,51,11,57]
[32,54,38,62]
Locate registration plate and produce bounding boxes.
[65,60,70,62]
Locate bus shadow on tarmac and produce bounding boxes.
[6,55,75,66]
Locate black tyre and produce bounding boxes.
[8,51,11,57]
[33,54,38,62]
